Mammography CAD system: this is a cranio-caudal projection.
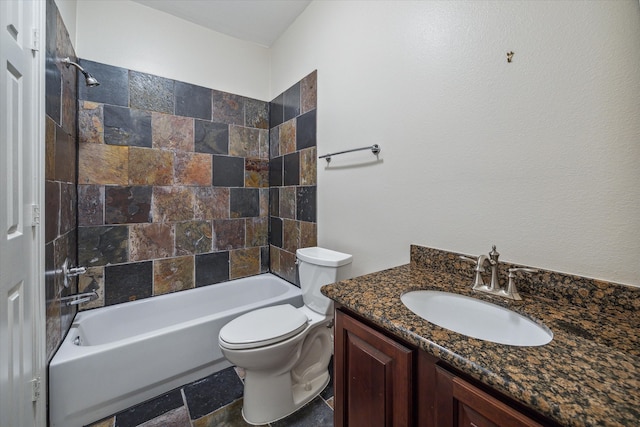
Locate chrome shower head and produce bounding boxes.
[61,57,100,87]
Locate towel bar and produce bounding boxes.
[319,144,380,163]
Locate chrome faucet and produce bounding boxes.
[460,245,535,300]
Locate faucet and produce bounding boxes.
[460,245,500,291]
[460,245,535,300]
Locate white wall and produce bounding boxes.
[271,1,640,286]
[74,0,271,100]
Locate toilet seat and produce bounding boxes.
[219,304,309,350]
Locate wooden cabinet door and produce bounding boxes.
[436,366,544,427]
[334,310,413,427]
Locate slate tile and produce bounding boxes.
[153,256,195,295]
[269,156,283,187]
[212,156,244,187]
[283,219,301,253]
[213,219,245,251]
[269,126,280,159]
[79,143,129,185]
[278,249,297,284]
[259,188,269,218]
[128,147,174,186]
[59,182,76,235]
[296,109,316,151]
[45,180,60,243]
[297,186,317,223]
[175,152,212,186]
[300,221,318,249]
[138,406,192,427]
[78,101,104,144]
[270,217,283,248]
[152,113,194,152]
[45,241,60,362]
[129,223,174,261]
[270,92,284,128]
[194,120,228,155]
[269,187,280,217]
[77,266,105,310]
[78,225,128,267]
[229,126,260,158]
[151,187,194,222]
[175,81,211,120]
[192,399,262,427]
[113,389,183,427]
[261,246,270,273]
[54,125,75,183]
[245,98,269,129]
[195,251,229,286]
[230,188,259,218]
[300,147,317,186]
[45,57,61,124]
[103,105,152,147]
[183,368,244,419]
[212,90,244,126]
[104,186,152,224]
[129,71,174,114]
[279,120,296,156]
[270,396,333,427]
[194,187,229,220]
[175,220,212,255]
[244,159,269,188]
[301,70,317,114]
[246,217,268,247]
[283,82,301,122]
[284,152,300,186]
[279,186,296,220]
[230,247,260,279]
[78,59,129,107]
[45,117,56,180]
[258,128,269,160]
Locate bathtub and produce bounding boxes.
[49,273,303,427]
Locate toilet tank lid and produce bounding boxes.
[296,247,353,267]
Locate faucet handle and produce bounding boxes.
[505,268,539,300]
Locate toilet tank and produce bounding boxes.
[296,247,353,315]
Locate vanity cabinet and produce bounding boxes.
[435,366,543,427]
[334,307,553,427]
[334,309,414,427]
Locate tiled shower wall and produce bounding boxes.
[44,0,79,361]
[44,9,317,317]
[269,72,318,283]
[75,61,273,308]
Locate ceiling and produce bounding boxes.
[131,0,312,47]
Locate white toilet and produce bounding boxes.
[218,247,352,425]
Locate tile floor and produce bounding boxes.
[86,362,334,427]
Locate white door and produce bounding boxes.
[0,0,45,426]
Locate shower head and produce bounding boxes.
[61,57,100,87]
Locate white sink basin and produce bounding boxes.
[401,290,553,346]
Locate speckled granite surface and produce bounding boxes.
[321,245,639,427]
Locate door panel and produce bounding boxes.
[0,0,44,426]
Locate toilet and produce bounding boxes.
[218,247,352,425]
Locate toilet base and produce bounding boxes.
[241,369,330,425]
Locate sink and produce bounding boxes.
[401,290,553,346]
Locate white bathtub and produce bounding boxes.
[49,273,303,427]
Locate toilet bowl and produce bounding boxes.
[218,247,352,425]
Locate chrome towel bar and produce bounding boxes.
[319,144,380,163]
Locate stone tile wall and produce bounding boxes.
[44,0,79,362]
[269,72,318,283]
[76,61,271,308]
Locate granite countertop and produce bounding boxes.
[321,246,640,427]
